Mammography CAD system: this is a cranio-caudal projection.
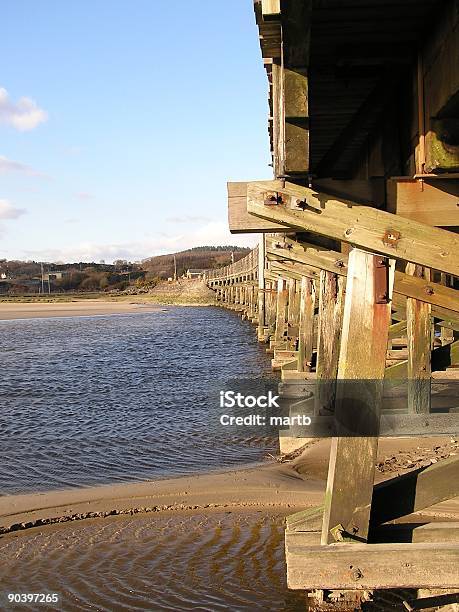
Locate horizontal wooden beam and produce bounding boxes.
[287,521,459,545]
[286,541,459,590]
[247,181,459,275]
[267,255,319,281]
[227,181,288,233]
[387,178,459,227]
[371,455,459,524]
[284,413,459,438]
[265,236,459,315]
[261,0,281,19]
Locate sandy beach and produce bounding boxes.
[1,438,457,611]
[0,300,164,321]
[1,436,457,537]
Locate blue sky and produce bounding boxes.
[0,1,271,263]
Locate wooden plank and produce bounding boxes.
[275,277,288,342]
[268,260,318,283]
[246,181,459,275]
[288,522,459,546]
[275,0,311,177]
[266,235,459,315]
[315,270,344,416]
[406,264,432,414]
[286,541,459,590]
[298,276,315,372]
[227,181,287,233]
[389,320,407,340]
[412,522,459,543]
[289,413,459,439]
[257,235,266,339]
[261,0,280,18]
[387,178,459,227]
[371,455,459,525]
[283,69,309,175]
[287,278,299,327]
[321,250,392,545]
[286,505,323,533]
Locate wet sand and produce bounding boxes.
[1,438,458,611]
[0,300,164,320]
[1,436,457,535]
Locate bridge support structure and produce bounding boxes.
[204,179,459,604]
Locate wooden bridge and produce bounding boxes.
[205,0,459,606]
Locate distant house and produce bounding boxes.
[186,269,206,279]
[42,271,68,281]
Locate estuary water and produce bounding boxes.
[0,307,276,494]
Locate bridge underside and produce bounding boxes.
[207,0,459,606]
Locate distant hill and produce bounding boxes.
[142,246,250,279]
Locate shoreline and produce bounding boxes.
[0,461,325,536]
[0,299,215,321]
[1,437,458,538]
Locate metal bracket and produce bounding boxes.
[374,256,390,304]
[263,191,284,206]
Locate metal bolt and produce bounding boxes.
[350,566,363,581]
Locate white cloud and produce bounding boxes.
[20,220,257,263]
[0,155,43,176]
[0,199,26,220]
[0,87,48,131]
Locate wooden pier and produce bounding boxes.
[207,0,459,607]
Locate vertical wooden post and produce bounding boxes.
[287,278,298,326]
[275,277,288,342]
[258,235,266,339]
[440,274,454,346]
[406,263,431,414]
[321,249,393,545]
[315,271,345,415]
[266,280,276,335]
[298,276,315,372]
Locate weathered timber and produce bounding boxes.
[227,181,287,233]
[257,235,266,339]
[406,263,432,414]
[246,181,459,276]
[289,413,459,438]
[389,321,408,340]
[276,0,311,177]
[275,277,288,341]
[287,278,299,327]
[288,522,459,546]
[261,0,280,19]
[286,541,459,590]
[298,276,315,372]
[321,250,393,545]
[387,178,459,227]
[315,270,344,416]
[371,455,459,525]
[266,235,459,315]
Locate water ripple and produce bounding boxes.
[0,308,277,494]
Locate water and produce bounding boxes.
[0,513,309,612]
[0,307,276,494]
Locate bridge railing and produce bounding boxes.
[205,246,259,282]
